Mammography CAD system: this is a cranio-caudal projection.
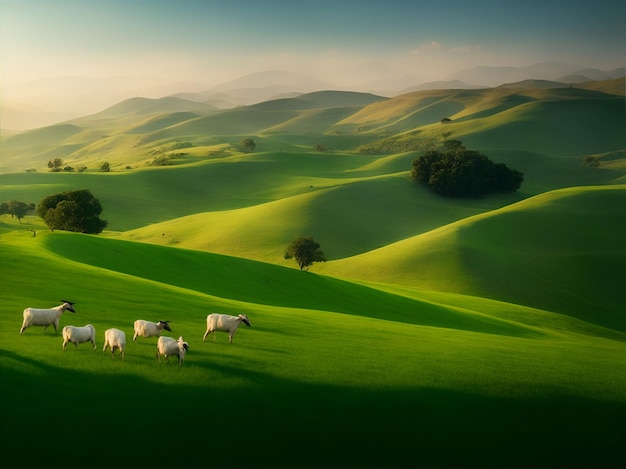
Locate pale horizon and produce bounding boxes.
[1,0,624,130]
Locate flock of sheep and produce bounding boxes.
[19,301,252,365]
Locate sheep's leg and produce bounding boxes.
[73,341,79,350]
[91,340,96,350]
[132,332,138,341]
[203,329,209,341]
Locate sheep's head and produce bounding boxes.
[61,300,76,313]
[159,321,172,332]
[239,314,251,327]
[177,337,189,351]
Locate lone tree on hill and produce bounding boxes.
[240,138,256,153]
[37,189,108,234]
[284,237,326,270]
[411,140,523,197]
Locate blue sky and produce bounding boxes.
[2,0,624,87]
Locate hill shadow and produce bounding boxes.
[2,353,623,469]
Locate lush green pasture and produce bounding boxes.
[320,186,626,330]
[1,224,624,468]
[1,84,624,468]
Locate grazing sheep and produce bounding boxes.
[103,328,126,361]
[20,301,75,335]
[62,324,96,350]
[156,336,189,365]
[133,319,171,341]
[203,313,251,344]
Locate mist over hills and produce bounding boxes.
[1,77,624,175]
[445,61,625,87]
[2,62,624,131]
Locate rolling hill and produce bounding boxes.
[318,185,625,330]
[1,80,624,174]
[0,77,625,468]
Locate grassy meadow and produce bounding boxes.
[1,83,625,468]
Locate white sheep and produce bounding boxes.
[62,324,96,350]
[20,301,75,335]
[133,319,171,341]
[203,313,251,344]
[156,336,189,365]
[103,328,126,361]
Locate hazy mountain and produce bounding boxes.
[447,62,624,87]
[3,64,623,132]
[1,75,206,131]
[83,96,218,119]
[573,67,625,80]
[211,70,330,92]
[345,70,421,96]
[398,80,484,94]
[167,71,333,108]
[447,61,580,87]
[497,79,570,89]
[248,90,387,111]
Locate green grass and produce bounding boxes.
[1,221,624,468]
[1,84,625,468]
[320,185,626,330]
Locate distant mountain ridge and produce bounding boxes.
[2,62,624,131]
[1,77,623,175]
[447,61,625,87]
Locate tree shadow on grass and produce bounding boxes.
[1,351,623,469]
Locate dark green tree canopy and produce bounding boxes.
[411,141,523,197]
[0,200,32,223]
[37,189,108,234]
[284,237,326,270]
[240,138,256,153]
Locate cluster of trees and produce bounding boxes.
[47,158,84,172]
[47,158,107,172]
[0,200,35,223]
[411,140,523,197]
[37,189,108,234]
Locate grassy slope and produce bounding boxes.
[2,84,623,174]
[1,83,625,468]
[319,186,625,330]
[1,223,624,468]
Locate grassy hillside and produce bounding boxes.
[1,81,624,468]
[2,83,623,174]
[1,222,624,468]
[0,150,527,232]
[319,186,625,330]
